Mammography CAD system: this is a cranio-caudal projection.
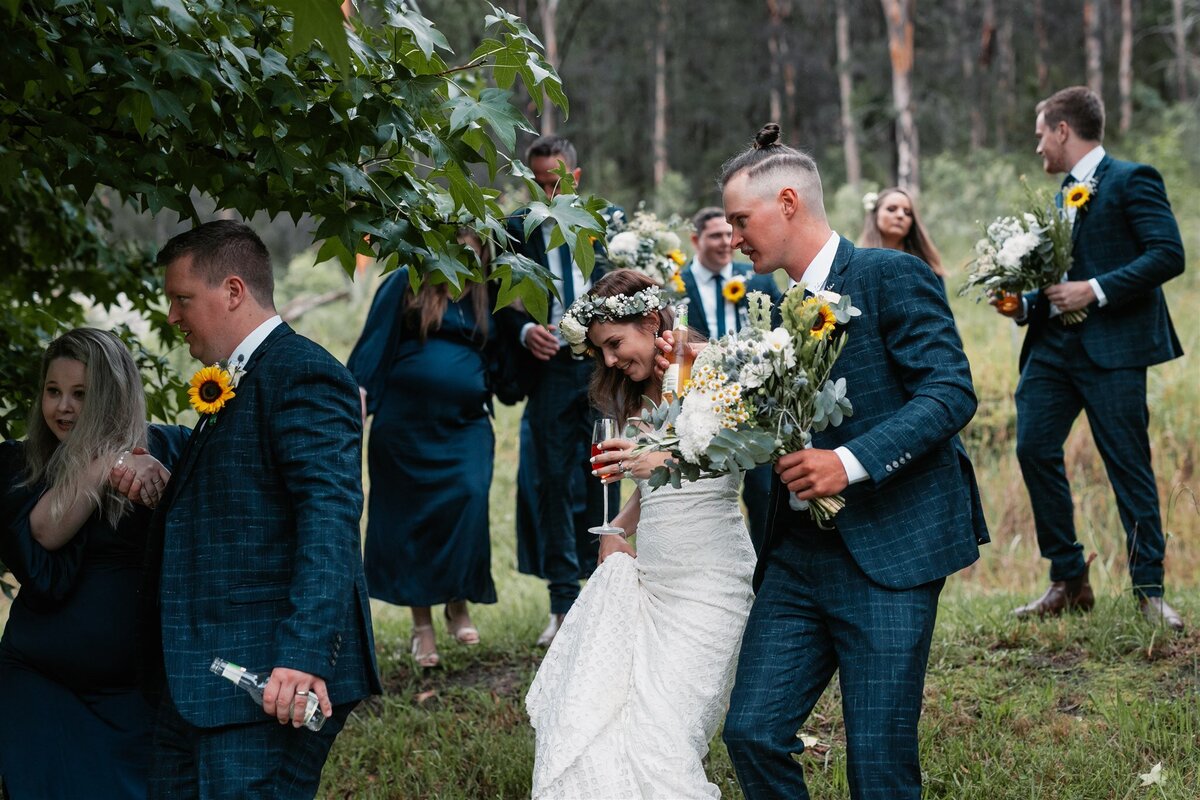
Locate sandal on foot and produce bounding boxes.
[410,624,440,668]
[444,604,481,646]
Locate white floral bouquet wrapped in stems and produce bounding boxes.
[632,288,859,527]
[606,208,689,297]
[959,180,1085,324]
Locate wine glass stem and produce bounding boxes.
[601,483,610,526]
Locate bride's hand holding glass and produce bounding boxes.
[590,437,637,484]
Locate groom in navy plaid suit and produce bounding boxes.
[142,221,381,799]
[1001,87,1186,630]
[716,128,987,799]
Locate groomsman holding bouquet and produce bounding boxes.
[682,205,782,550]
[999,87,1186,631]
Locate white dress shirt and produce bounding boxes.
[689,259,740,335]
[788,231,868,486]
[520,225,588,349]
[228,315,283,373]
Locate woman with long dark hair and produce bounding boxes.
[526,269,755,799]
[0,328,188,799]
[858,186,947,289]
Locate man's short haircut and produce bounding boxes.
[157,220,274,308]
[719,123,827,222]
[1036,86,1106,142]
[691,206,726,234]
[525,134,578,169]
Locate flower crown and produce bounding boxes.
[560,286,666,355]
[861,191,879,214]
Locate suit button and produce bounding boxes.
[905,452,912,459]
[885,464,893,473]
[891,460,899,469]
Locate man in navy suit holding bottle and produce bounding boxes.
[141,221,380,799]
[682,206,782,551]
[1000,86,1186,630]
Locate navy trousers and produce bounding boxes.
[522,350,606,614]
[742,464,773,555]
[148,693,354,800]
[724,532,943,800]
[1015,323,1165,596]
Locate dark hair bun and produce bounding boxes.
[754,123,781,149]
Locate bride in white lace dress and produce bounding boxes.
[526,270,757,799]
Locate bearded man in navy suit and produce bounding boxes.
[999,87,1186,630]
[682,206,782,551]
[712,126,987,800]
[140,221,381,799]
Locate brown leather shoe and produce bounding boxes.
[1139,597,1185,631]
[1013,555,1096,618]
[535,613,566,647]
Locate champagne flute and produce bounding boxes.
[589,417,624,536]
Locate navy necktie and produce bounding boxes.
[713,274,726,337]
[557,244,575,309]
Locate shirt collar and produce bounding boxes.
[690,259,734,284]
[795,231,841,291]
[228,315,283,372]
[1069,145,1106,182]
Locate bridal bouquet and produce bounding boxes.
[634,288,859,526]
[606,209,688,297]
[959,185,1085,323]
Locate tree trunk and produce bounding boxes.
[1172,0,1189,101]
[995,3,1014,151]
[835,0,861,188]
[1033,0,1050,95]
[539,0,560,135]
[1118,0,1133,134]
[651,0,668,187]
[975,0,996,149]
[881,0,919,192]
[766,0,783,123]
[1084,0,1103,99]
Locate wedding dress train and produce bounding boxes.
[526,473,756,799]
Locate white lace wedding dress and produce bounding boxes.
[526,473,756,799]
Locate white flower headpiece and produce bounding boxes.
[560,286,666,355]
[862,191,879,214]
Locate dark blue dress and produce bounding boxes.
[348,271,498,607]
[0,425,189,800]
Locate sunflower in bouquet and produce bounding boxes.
[960,182,1085,323]
[634,288,859,527]
[606,209,688,298]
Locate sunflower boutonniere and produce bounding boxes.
[188,364,237,421]
[722,275,747,304]
[1063,178,1096,210]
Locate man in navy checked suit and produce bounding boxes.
[1001,87,1186,630]
[715,129,987,799]
[143,221,381,799]
[682,206,783,552]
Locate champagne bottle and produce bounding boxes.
[210,657,326,731]
[661,302,693,402]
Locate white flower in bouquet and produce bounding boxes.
[737,359,773,390]
[652,230,682,255]
[995,231,1042,269]
[676,392,721,463]
[608,231,640,263]
[763,328,797,369]
[559,313,587,346]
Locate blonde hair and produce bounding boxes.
[24,328,147,527]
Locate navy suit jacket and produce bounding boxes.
[682,261,783,340]
[763,240,988,591]
[146,324,381,728]
[1019,155,1185,371]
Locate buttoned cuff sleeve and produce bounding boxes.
[1088,278,1108,307]
[835,446,869,485]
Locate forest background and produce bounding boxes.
[2,0,1199,796]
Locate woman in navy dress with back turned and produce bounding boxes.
[0,328,188,799]
[348,232,499,669]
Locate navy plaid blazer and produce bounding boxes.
[764,240,988,591]
[1019,156,1185,370]
[146,324,381,728]
[681,261,783,340]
